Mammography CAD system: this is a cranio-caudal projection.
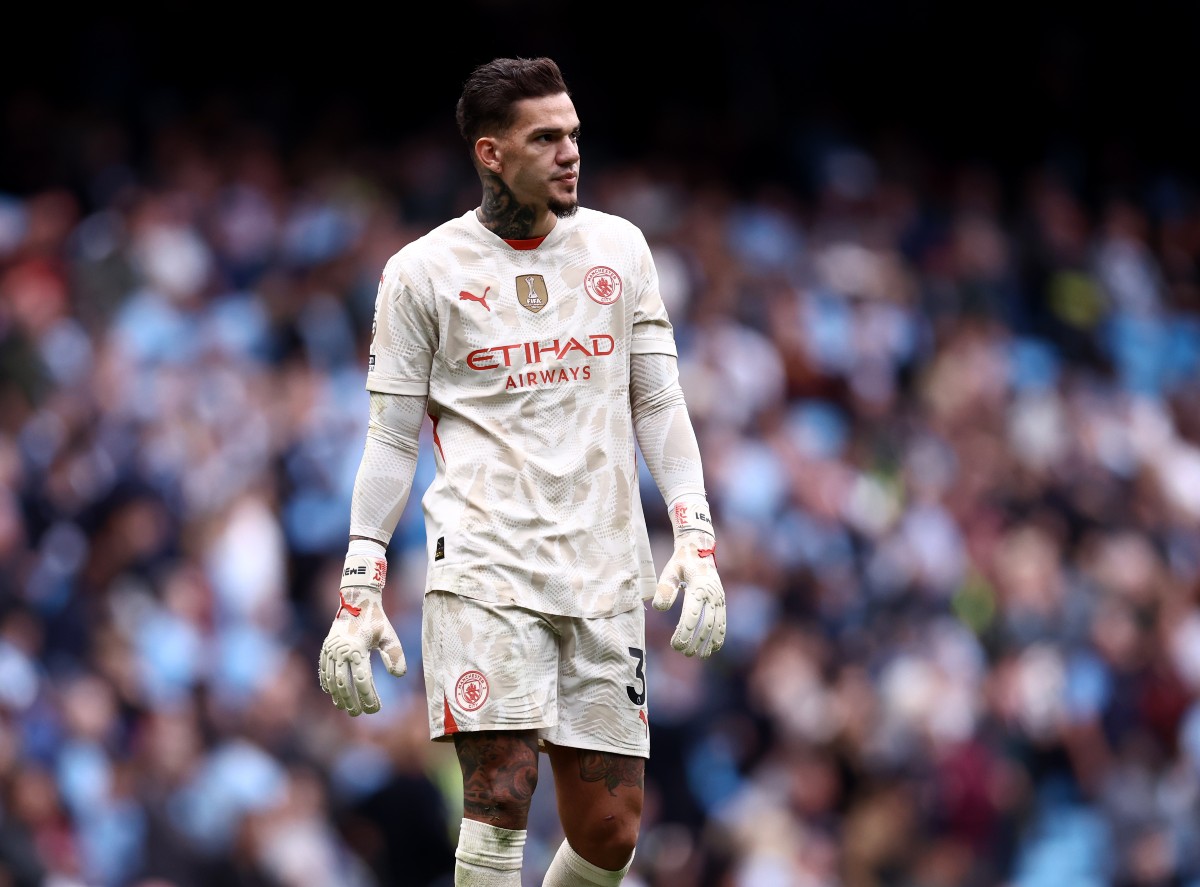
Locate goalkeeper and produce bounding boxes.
[319,56,725,887]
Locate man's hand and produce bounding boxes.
[652,495,726,658]
[319,553,407,716]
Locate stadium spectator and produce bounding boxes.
[1,48,1199,887]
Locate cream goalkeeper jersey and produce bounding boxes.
[367,207,677,618]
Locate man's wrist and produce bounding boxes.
[341,552,388,591]
[667,493,715,540]
[348,537,387,558]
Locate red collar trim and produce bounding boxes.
[504,236,546,250]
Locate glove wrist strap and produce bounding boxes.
[667,493,715,540]
[340,553,388,591]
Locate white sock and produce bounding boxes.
[454,818,526,886]
[541,839,633,886]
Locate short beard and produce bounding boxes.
[548,197,579,218]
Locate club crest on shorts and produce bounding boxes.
[455,670,490,711]
[584,265,622,305]
[516,274,549,313]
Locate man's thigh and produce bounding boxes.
[542,604,650,758]
[422,590,559,738]
[423,591,650,757]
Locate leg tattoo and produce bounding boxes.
[577,750,645,796]
[455,732,540,827]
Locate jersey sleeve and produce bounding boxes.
[348,391,427,545]
[366,254,437,396]
[630,351,707,504]
[629,229,678,358]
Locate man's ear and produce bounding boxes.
[475,137,502,174]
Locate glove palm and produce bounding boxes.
[318,555,407,716]
[653,497,726,658]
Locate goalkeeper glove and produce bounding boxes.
[318,551,407,716]
[653,494,726,658]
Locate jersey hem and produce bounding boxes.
[426,571,644,619]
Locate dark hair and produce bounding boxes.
[455,57,571,146]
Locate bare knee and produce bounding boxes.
[550,746,645,870]
[455,731,540,830]
[567,802,641,871]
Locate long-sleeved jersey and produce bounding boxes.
[366,207,678,617]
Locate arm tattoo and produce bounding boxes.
[478,173,538,239]
[577,750,645,795]
[455,732,540,826]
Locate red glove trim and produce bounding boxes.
[336,591,362,619]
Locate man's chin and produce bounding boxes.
[549,198,579,218]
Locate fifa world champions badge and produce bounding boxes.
[517,274,550,313]
[584,266,622,305]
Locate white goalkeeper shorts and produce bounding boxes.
[421,590,650,758]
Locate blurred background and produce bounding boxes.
[3,2,1200,885]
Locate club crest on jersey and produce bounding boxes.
[455,670,489,711]
[516,274,550,313]
[584,265,622,305]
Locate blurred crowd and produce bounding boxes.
[2,91,1200,887]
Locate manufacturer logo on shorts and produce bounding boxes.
[455,670,490,711]
[584,266,622,305]
[517,275,550,313]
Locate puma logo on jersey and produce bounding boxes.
[459,287,491,311]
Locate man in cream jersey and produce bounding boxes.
[319,56,725,887]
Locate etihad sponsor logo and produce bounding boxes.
[505,366,592,389]
[466,334,615,370]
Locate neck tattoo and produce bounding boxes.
[478,174,539,239]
